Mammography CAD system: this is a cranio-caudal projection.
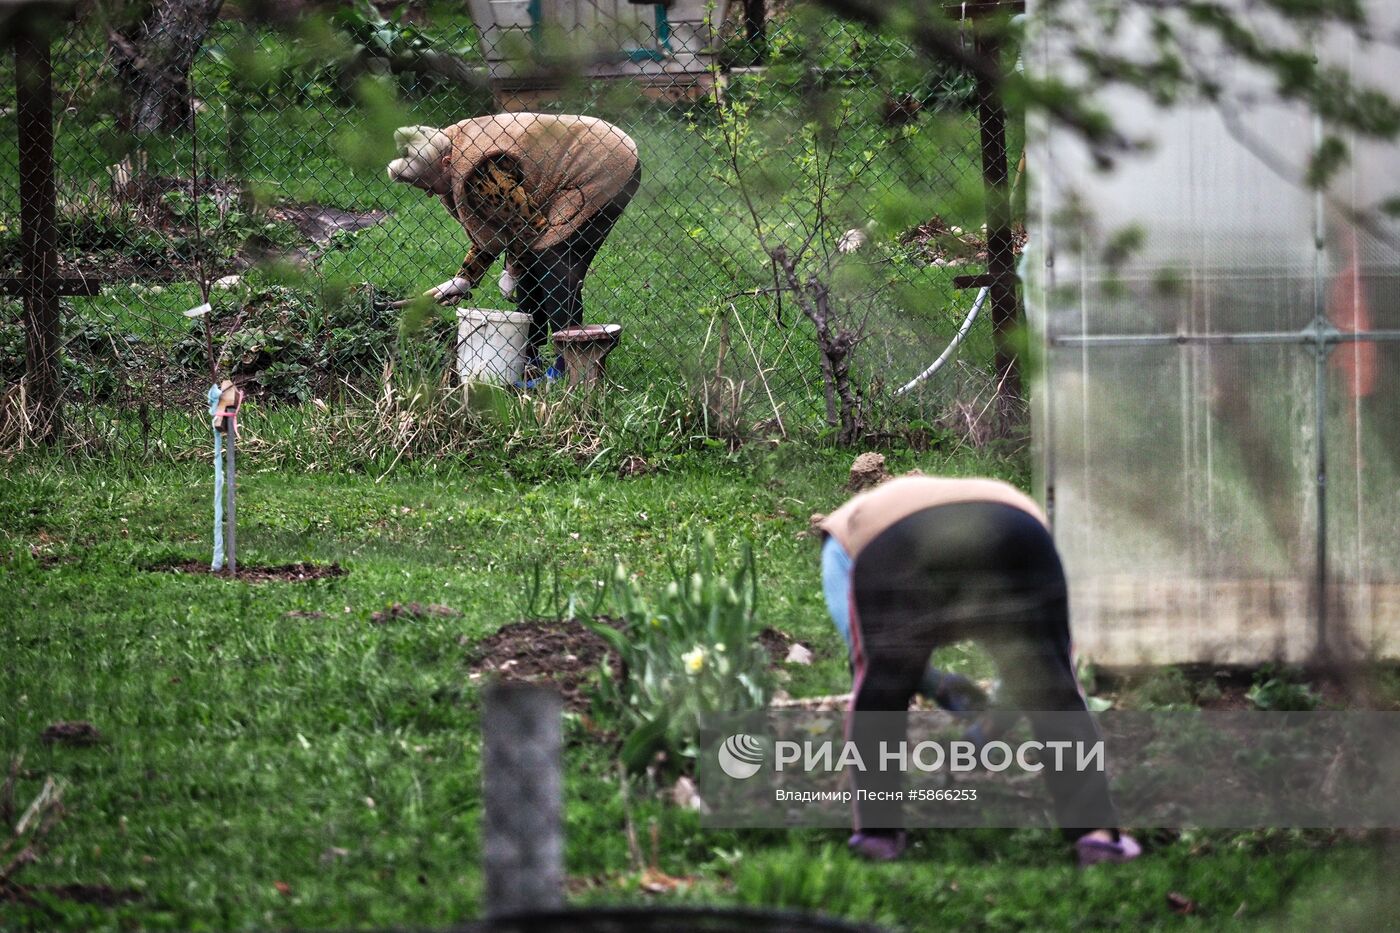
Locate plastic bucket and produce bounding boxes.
[457,307,532,386]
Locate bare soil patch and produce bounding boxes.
[467,619,623,712]
[1,883,142,908]
[151,560,346,583]
[0,175,390,283]
[466,620,795,712]
[267,203,389,250]
[902,214,1029,266]
[40,721,102,747]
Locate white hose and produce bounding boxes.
[894,286,989,397]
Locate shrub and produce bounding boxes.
[587,533,772,771]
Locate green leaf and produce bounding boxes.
[583,618,628,657]
[620,713,670,773]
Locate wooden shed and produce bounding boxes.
[464,0,730,106]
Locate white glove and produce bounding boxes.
[429,276,473,304]
[498,264,518,300]
[389,275,473,309]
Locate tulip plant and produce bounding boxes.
[587,532,773,771]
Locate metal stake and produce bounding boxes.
[224,413,237,576]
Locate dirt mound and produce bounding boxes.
[467,619,622,712]
[758,627,793,661]
[466,621,796,712]
[152,560,346,583]
[40,721,102,747]
[848,451,892,491]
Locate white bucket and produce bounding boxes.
[457,307,532,385]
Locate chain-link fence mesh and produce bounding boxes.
[1,2,1019,459]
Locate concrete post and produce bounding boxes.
[482,682,564,918]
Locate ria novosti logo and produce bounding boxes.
[717,733,765,779]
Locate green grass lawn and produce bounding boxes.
[0,444,1390,932]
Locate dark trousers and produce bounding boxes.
[846,501,1117,836]
[516,163,641,362]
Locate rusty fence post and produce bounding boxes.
[13,9,63,444]
[482,682,564,919]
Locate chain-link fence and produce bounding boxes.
[1,1,1021,459]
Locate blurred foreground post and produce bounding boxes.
[483,683,564,918]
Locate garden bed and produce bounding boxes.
[151,559,346,583]
[467,620,797,712]
[467,618,625,712]
[0,175,390,283]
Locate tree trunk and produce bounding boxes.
[772,246,865,445]
[109,0,226,136]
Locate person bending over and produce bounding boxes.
[388,112,640,382]
[819,474,1141,866]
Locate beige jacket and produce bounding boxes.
[442,113,639,253]
[819,476,1047,560]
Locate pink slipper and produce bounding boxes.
[1076,832,1142,867]
[848,831,907,861]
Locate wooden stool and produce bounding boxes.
[551,324,622,388]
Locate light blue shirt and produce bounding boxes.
[820,534,855,652]
[821,535,942,698]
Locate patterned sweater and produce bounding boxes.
[439,113,640,287]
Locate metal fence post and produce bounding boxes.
[14,9,63,444]
[224,417,237,575]
[482,682,564,918]
[973,27,1023,417]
